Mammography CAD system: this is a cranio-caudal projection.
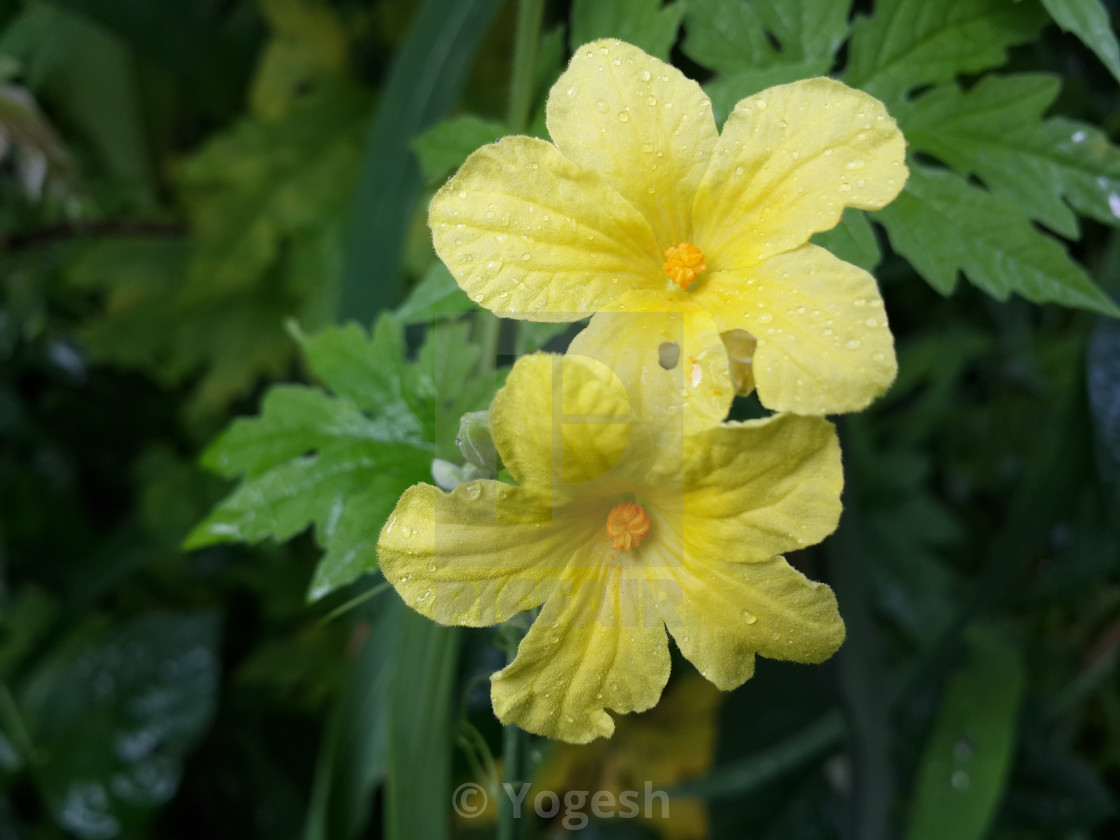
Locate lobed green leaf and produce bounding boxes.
[845,0,1047,104]
[569,0,685,60]
[878,165,1120,316]
[896,74,1120,239]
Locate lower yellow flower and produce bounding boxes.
[377,327,845,743]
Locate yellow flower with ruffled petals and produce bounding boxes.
[430,39,907,415]
[377,316,845,742]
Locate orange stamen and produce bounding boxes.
[662,242,707,290]
[605,501,651,552]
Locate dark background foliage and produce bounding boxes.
[1,1,1119,839]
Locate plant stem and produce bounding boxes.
[506,0,545,133]
[497,716,524,840]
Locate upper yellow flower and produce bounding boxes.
[376,314,845,743]
[429,39,908,415]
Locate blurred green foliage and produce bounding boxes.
[1,0,1120,839]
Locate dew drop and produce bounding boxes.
[846,339,862,350]
[640,69,651,81]
[743,611,758,624]
[757,312,774,324]
[596,99,609,113]
[617,110,630,123]
[465,483,481,500]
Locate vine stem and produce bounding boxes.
[496,6,543,834]
[497,705,524,840]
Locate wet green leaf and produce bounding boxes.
[23,612,220,839]
[897,75,1120,238]
[878,165,1120,316]
[905,629,1025,840]
[845,0,1046,103]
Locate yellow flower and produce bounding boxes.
[429,39,907,414]
[534,674,723,839]
[377,317,845,742]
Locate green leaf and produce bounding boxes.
[683,0,850,73]
[308,484,397,601]
[186,432,428,550]
[178,81,367,300]
[811,209,882,273]
[411,321,493,461]
[295,317,417,426]
[905,629,1025,840]
[394,262,479,324]
[412,115,507,183]
[684,0,847,122]
[569,0,685,61]
[897,74,1120,238]
[23,612,220,839]
[190,317,495,600]
[877,164,1120,316]
[845,0,1046,103]
[1041,0,1120,86]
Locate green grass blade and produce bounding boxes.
[339,0,505,322]
[385,612,460,840]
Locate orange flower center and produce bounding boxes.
[662,242,707,290]
[605,501,651,552]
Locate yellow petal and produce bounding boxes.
[658,552,845,690]
[490,353,633,489]
[674,413,843,563]
[693,78,906,269]
[377,481,596,626]
[701,244,897,414]
[491,559,671,743]
[429,136,660,321]
[547,39,719,246]
[568,307,734,438]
